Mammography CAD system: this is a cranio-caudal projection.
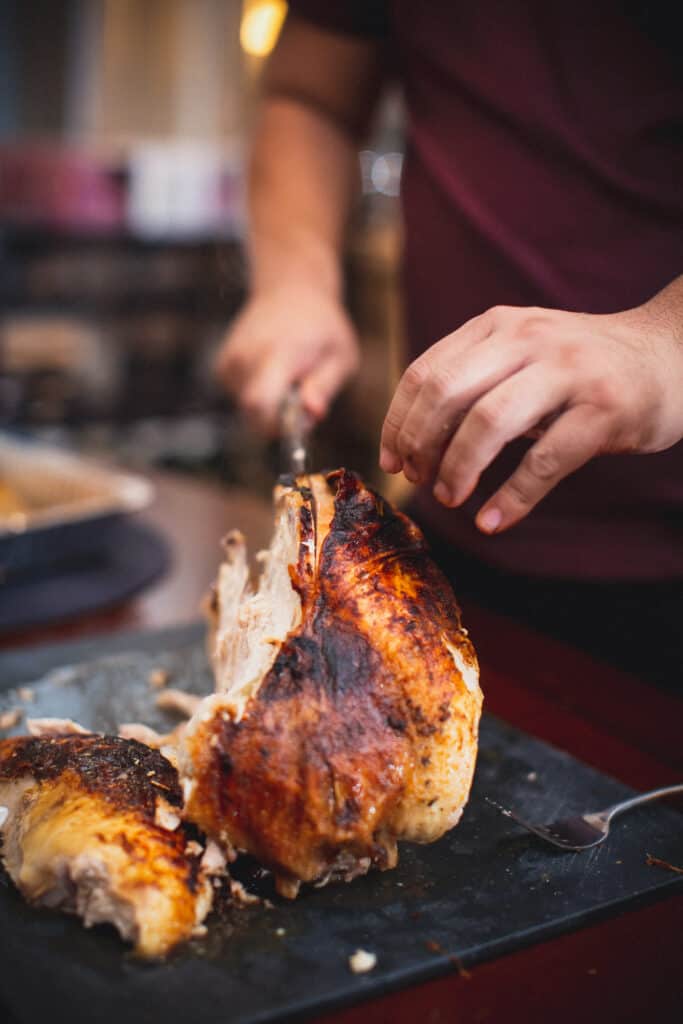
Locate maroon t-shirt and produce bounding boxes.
[288,1,683,581]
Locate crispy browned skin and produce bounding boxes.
[0,735,211,958]
[183,469,482,896]
[0,733,183,810]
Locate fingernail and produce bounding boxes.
[478,507,502,533]
[433,481,452,506]
[300,388,326,421]
[379,447,401,473]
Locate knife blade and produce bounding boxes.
[280,386,311,477]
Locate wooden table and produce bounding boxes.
[2,471,681,1023]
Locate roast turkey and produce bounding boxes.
[0,733,214,957]
[180,469,482,897]
[0,469,482,954]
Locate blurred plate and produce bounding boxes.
[0,519,170,632]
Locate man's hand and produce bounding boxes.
[380,296,683,533]
[216,283,360,434]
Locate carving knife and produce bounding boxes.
[280,386,312,477]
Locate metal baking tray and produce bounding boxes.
[0,433,154,577]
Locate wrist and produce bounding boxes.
[618,280,683,447]
[248,233,343,302]
[637,273,683,346]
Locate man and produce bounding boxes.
[217,3,683,686]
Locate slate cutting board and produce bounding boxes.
[0,624,681,1024]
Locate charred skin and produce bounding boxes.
[0,735,210,958]
[187,619,407,895]
[0,734,183,814]
[183,470,482,896]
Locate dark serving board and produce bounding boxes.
[0,624,681,1024]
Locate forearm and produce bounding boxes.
[218,14,382,426]
[247,96,358,300]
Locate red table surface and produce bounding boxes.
[2,472,681,1024]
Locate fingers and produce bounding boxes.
[378,301,635,531]
[380,311,494,474]
[214,333,250,397]
[475,404,609,532]
[241,352,300,435]
[389,341,530,486]
[221,337,358,435]
[215,291,360,435]
[433,363,570,506]
[299,345,359,420]
[379,359,430,473]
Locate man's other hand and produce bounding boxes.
[380,299,683,533]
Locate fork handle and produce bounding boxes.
[603,783,683,822]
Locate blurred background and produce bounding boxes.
[0,0,405,492]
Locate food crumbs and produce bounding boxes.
[275,927,286,937]
[526,771,537,782]
[349,949,377,974]
[148,668,169,690]
[587,968,597,976]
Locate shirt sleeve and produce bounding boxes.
[286,0,388,39]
